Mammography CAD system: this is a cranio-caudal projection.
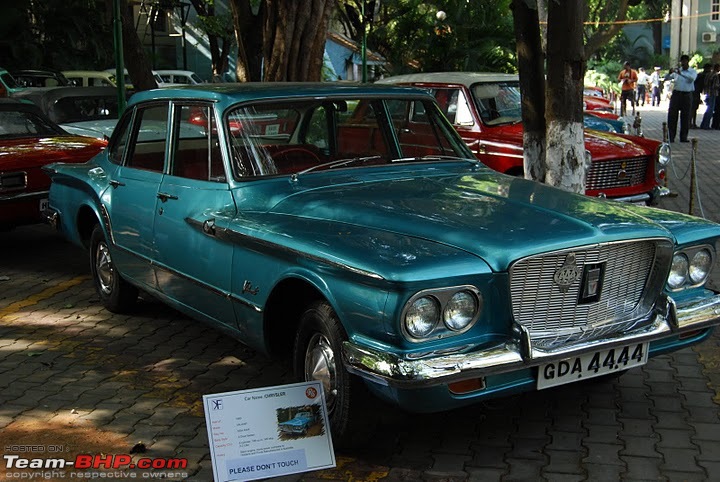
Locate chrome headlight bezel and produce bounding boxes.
[401,286,482,342]
[667,245,715,291]
[657,142,671,166]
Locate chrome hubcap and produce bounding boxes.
[95,241,114,295]
[304,333,337,410]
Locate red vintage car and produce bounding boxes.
[0,98,107,229]
[378,72,670,204]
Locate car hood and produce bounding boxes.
[265,167,674,272]
[482,123,649,161]
[0,136,106,169]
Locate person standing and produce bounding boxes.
[618,61,638,116]
[692,64,711,128]
[667,54,697,142]
[649,66,662,106]
[636,67,648,106]
[700,64,720,129]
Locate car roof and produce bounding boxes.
[127,82,435,107]
[377,72,519,88]
[155,70,196,75]
[63,70,114,78]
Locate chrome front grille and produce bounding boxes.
[586,157,648,191]
[509,240,669,348]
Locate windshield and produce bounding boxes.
[470,81,522,125]
[1,73,19,89]
[53,96,119,123]
[0,110,64,138]
[226,97,473,179]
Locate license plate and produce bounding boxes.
[39,198,48,212]
[537,342,648,389]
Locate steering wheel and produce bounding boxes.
[272,147,322,171]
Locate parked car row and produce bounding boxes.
[0,67,204,92]
[38,82,720,448]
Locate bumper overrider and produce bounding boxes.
[342,292,720,388]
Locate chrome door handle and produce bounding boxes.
[157,192,178,202]
[109,179,125,188]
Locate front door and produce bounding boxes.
[152,102,237,328]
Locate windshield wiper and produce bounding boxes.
[296,155,384,175]
[391,155,480,166]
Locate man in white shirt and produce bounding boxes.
[649,67,662,106]
[667,55,697,142]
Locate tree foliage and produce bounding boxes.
[189,0,235,78]
[0,0,115,70]
[334,0,516,75]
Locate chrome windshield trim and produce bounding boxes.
[343,293,720,388]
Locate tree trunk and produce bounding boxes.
[511,0,546,182]
[229,0,263,81]
[263,0,333,81]
[120,0,157,91]
[544,0,587,194]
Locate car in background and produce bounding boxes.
[378,72,669,205]
[44,83,720,446]
[10,69,70,88]
[155,70,203,85]
[0,68,24,97]
[583,93,614,112]
[12,86,123,139]
[63,70,117,87]
[0,98,106,229]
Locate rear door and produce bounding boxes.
[106,102,169,290]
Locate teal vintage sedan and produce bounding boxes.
[44,83,720,446]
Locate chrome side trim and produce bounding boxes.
[342,293,720,388]
[185,217,385,281]
[0,190,48,203]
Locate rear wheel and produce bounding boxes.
[90,225,138,313]
[293,301,374,447]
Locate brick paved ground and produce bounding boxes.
[0,103,719,482]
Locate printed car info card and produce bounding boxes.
[203,381,335,482]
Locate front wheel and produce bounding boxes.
[90,225,138,313]
[293,301,374,447]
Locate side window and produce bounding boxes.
[452,90,474,126]
[170,103,225,182]
[108,111,133,165]
[125,104,169,173]
[305,106,329,150]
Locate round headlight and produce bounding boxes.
[689,249,712,284]
[668,253,689,289]
[658,143,671,166]
[443,290,480,331]
[405,296,440,338]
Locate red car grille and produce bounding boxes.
[586,157,648,191]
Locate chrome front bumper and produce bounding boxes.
[342,293,720,388]
[611,186,671,205]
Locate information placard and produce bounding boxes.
[203,381,335,482]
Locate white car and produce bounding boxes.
[154,69,204,85]
[63,70,116,88]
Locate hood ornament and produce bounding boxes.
[553,253,581,293]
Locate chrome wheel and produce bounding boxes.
[95,241,114,295]
[304,333,337,411]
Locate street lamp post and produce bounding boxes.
[361,1,367,83]
[113,0,127,113]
